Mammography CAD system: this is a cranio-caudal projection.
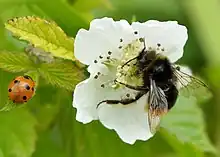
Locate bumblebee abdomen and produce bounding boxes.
[165,84,178,110]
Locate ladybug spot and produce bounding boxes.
[14,80,19,84]
[8,89,12,92]
[23,76,29,79]
[31,87,34,91]
[25,84,30,90]
[24,75,32,80]
[23,96,27,100]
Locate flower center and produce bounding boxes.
[115,38,146,87]
[101,38,167,89]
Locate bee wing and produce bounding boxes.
[147,79,168,134]
[172,65,209,97]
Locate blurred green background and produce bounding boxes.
[0,0,220,157]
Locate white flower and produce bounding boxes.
[73,17,189,144]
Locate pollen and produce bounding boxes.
[115,38,145,87]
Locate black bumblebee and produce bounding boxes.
[97,38,208,133]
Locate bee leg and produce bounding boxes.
[121,38,147,69]
[121,45,147,69]
[121,56,138,68]
[114,80,148,91]
[97,91,146,109]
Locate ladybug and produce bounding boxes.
[8,75,35,103]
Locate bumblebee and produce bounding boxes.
[97,39,208,133]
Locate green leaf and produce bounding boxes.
[24,70,40,87]
[71,0,112,12]
[38,60,86,91]
[161,94,216,153]
[30,0,89,36]
[32,131,67,157]
[160,128,204,157]
[0,100,17,111]
[5,16,75,61]
[57,93,175,157]
[0,51,35,73]
[0,108,37,157]
[26,84,63,132]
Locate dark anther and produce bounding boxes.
[139,38,144,42]
[134,31,138,34]
[119,46,122,49]
[94,60,98,63]
[108,51,112,55]
[157,43,161,47]
[99,55,103,59]
[120,38,123,42]
[94,75,98,79]
[107,56,110,60]
[101,84,105,88]
[126,93,130,97]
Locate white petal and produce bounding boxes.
[98,94,153,144]
[175,65,192,89]
[73,64,136,124]
[132,20,188,63]
[74,17,136,65]
[73,78,98,123]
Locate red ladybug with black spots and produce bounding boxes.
[8,75,35,103]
